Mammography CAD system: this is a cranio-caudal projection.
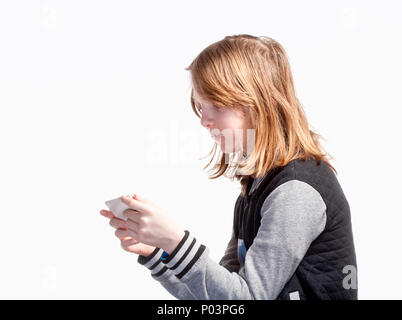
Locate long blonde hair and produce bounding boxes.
[185,34,337,196]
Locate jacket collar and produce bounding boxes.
[248,175,266,196]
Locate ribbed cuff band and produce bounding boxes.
[137,247,168,277]
[161,230,206,279]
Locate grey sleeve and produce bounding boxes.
[137,229,239,300]
[137,247,198,300]
[139,179,327,300]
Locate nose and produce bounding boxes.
[200,113,215,129]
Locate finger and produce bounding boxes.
[123,209,141,223]
[121,238,140,251]
[126,219,140,233]
[114,228,135,239]
[121,237,139,246]
[109,217,127,229]
[134,194,161,210]
[120,195,151,213]
[100,209,114,219]
[123,226,139,241]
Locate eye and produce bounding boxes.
[214,105,225,112]
[195,104,202,113]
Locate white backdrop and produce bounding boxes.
[0,0,401,299]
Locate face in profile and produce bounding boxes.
[192,89,255,155]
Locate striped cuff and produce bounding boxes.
[137,247,168,277]
[161,230,207,279]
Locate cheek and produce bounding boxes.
[217,115,250,152]
[218,112,245,131]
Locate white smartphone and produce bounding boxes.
[104,194,133,221]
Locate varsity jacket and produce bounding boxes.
[137,157,358,299]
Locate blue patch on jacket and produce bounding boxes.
[238,238,247,267]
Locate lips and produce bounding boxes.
[211,133,224,143]
[210,131,222,138]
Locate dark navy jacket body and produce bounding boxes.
[234,157,358,299]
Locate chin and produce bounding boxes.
[218,140,241,154]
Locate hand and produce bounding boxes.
[100,208,156,257]
[119,194,185,254]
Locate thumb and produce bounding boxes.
[133,193,151,204]
[133,194,161,209]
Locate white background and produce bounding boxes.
[0,0,401,299]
